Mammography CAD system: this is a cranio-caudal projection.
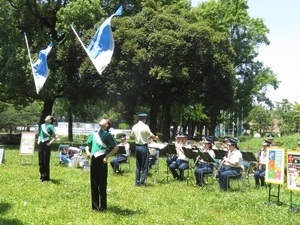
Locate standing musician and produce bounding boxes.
[254,140,271,187]
[169,133,191,180]
[194,138,215,186]
[218,138,243,191]
[166,133,181,166]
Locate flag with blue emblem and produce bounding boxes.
[71,6,122,75]
[24,32,52,94]
[32,43,53,93]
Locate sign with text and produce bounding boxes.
[19,132,36,155]
[0,145,4,164]
[287,151,300,191]
[265,148,285,185]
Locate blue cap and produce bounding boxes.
[138,113,148,118]
[228,138,238,145]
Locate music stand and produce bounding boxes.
[118,146,126,155]
[198,152,215,164]
[246,151,258,162]
[162,144,177,183]
[213,149,227,160]
[182,147,198,185]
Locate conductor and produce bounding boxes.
[131,113,158,187]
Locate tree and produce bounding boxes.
[246,105,272,134]
[196,0,279,123]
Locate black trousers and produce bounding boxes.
[38,141,51,181]
[90,154,107,211]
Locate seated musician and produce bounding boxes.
[148,138,157,169]
[221,136,230,151]
[169,133,191,180]
[218,138,243,191]
[110,134,130,174]
[254,140,270,187]
[194,138,215,186]
[166,133,182,166]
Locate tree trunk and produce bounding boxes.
[68,106,73,142]
[39,99,55,125]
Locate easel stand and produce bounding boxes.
[289,191,300,213]
[265,183,283,206]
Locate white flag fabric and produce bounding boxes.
[72,6,122,75]
[32,43,53,94]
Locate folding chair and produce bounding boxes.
[227,167,246,191]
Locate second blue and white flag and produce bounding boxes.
[72,6,122,75]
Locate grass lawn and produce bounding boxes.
[0,144,300,225]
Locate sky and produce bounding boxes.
[191,0,300,104]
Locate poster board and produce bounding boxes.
[287,151,300,191]
[19,132,36,155]
[0,145,4,164]
[265,148,285,185]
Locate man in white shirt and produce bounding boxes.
[131,113,158,186]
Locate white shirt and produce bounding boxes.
[131,121,154,145]
[226,149,243,168]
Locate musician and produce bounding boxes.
[194,138,215,186]
[254,140,271,187]
[267,134,275,146]
[221,136,230,151]
[166,133,181,166]
[218,138,243,191]
[110,134,130,174]
[169,133,191,180]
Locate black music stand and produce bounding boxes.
[183,147,198,185]
[118,146,126,155]
[162,144,177,182]
[198,152,215,164]
[213,149,227,160]
[246,151,258,162]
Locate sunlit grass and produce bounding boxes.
[0,145,300,225]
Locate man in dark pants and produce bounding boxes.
[38,115,58,182]
[86,117,118,212]
[131,113,158,187]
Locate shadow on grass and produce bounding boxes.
[0,202,24,225]
[109,205,144,216]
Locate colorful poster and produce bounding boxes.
[19,132,36,155]
[287,151,300,191]
[265,148,285,184]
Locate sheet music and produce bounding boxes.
[148,142,168,150]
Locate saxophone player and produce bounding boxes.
[254,140,271,187]
[218,138,243,191]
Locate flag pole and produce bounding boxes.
[24,32,35,75]
[70,25,91,57]
[24,32,39,93]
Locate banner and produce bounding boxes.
[287,151,300,191]
[265,148,285,184]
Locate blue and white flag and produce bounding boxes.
[24,32,52,94]
[71,6,122,75]
[32,43,53,93]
